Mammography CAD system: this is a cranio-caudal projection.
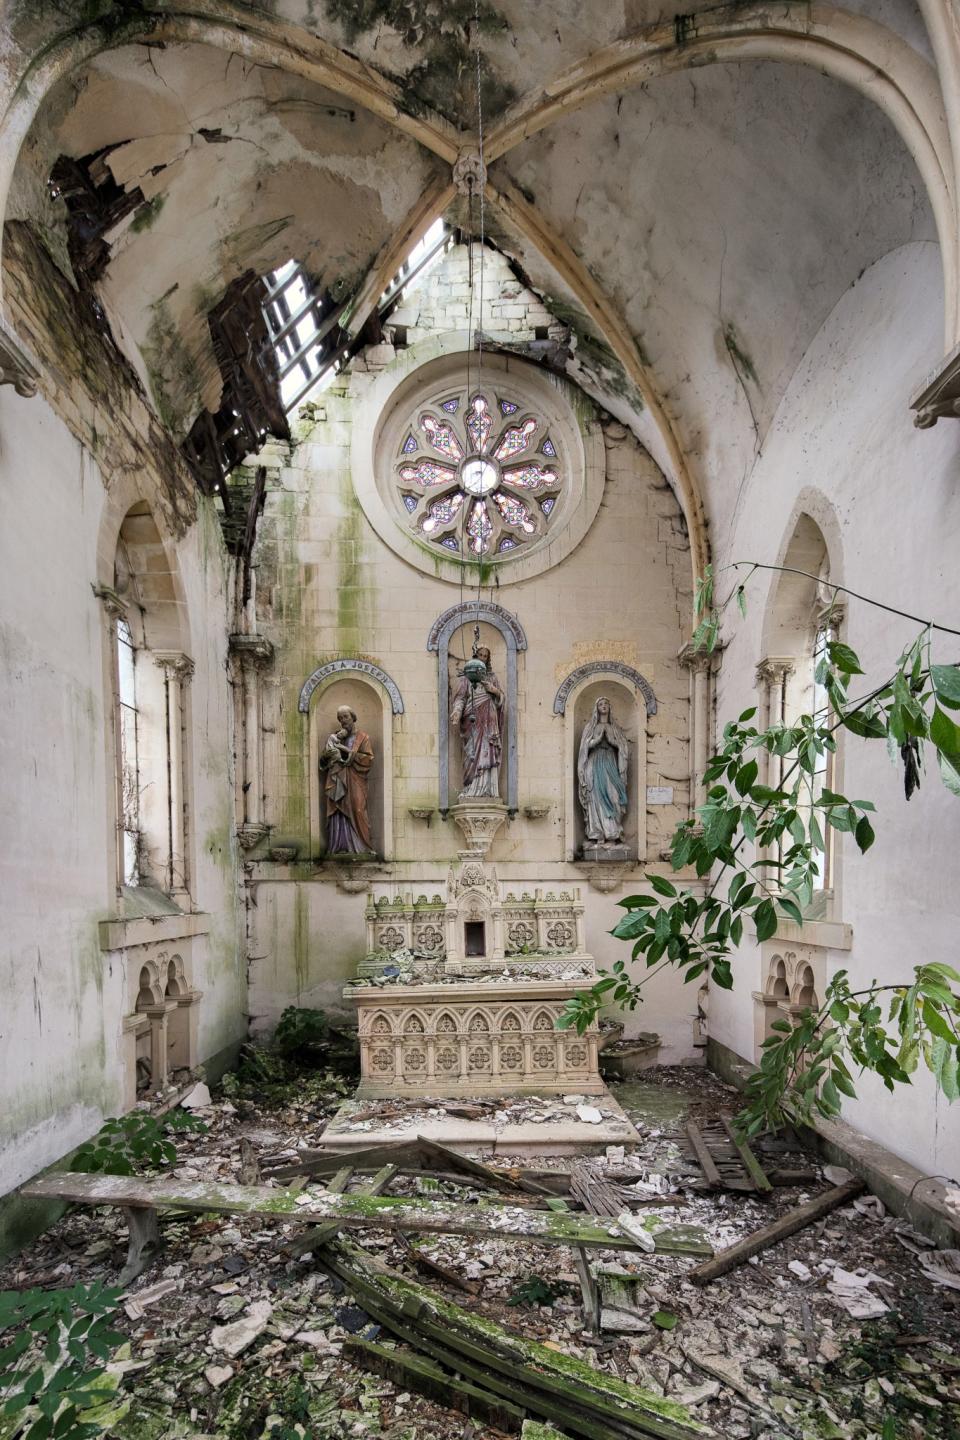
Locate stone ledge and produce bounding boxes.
[99,911,211,952]
[770,917,853,950]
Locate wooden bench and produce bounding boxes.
[22,1170,711,1282]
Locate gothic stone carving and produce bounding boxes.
[351,982,603,1097]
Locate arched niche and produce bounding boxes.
[555,666,655,862]
[567,678,646,862]
[444,619,510,811]
[305,670,394,860]
[428,601,526,816]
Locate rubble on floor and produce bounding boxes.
[3,1065,960,1439]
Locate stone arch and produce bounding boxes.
[368,1010,394,1037]
[765,954,790,1001]
[136,961,162,1009]
[793,961,819,1010]
[434,1009,460,1036]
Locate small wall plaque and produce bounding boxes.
[646,786,674,805]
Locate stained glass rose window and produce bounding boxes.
[395,387,562,556]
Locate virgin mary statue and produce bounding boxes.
[577,696,630,845]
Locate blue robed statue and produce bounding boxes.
[577,696,629,845]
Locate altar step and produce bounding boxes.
[319,1086,641,1156]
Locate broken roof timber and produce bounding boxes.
[22,1170,712,1256]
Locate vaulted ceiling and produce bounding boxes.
[0,0,948,566]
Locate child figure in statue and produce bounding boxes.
[577,695,629,845]
[319,704,374,853]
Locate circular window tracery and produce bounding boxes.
[395,386,563,557]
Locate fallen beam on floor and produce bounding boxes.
[346,1336,524,1432]
[21,1171,712,1256]
[317,1241,713,1440]
[686,1177,865,1285]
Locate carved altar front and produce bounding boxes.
[347,857,602,1096]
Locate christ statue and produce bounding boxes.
[449,646,505,800]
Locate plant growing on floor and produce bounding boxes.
[70,1109,206,1176]
[507,1275,566,1307]
[0,1282,124,1440]
[560,564,960,1132]
[271,1007,359,1076]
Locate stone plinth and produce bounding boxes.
[348,979,603,1097]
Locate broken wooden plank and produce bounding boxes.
[398,1234,479,1295]
[284,1163,398,1259]
[346,1336,523,1432]
[415,1135,525,1192]
[684,1123,723,1189]
[318,1242,711,1440]
[719,1116,772,1193]
[22,1172,711,1256]
[575,1247,600,1333]
[687,1178,865,1285]
[266,1142,422,1181]
[570,1164,624,1219]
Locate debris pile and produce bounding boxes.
[4,1065,960,1439]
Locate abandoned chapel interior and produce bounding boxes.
[3,2,960,1437]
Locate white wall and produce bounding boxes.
[0,384,244,1212]
[710,240,960,1176]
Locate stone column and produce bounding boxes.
[678,644,714,814]
[229,634,274,851]
[154,652,194,900]
[755,658,794,789]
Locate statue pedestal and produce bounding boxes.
[450,798,508,858]
[580,843,636,863]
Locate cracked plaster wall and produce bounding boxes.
[497,58,937,549]
[0,230,245,1225]
[10,39,442,436]
[709,239,960,1180]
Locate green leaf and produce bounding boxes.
[854,816,875,853]
[827,641,864,676]
[932,664,960,708]
[647,874,678,898]
[820,1077,841,1114]
[931,705,960,755]
[939,749,960,797]
[734,759,758,796]
[841,708,887,739]
[754,898,777,943]
[777,896,804,925]
[922,999,956,1044]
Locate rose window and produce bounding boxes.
[395,387,562,557]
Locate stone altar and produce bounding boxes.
[346,856,603,1097]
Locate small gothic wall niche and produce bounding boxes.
[306,675,387,859]
[446,620,509,805]
[428,600,526,817]
[572,679,641,859]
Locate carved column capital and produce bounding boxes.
[678,641,713,672]
[92,583,128,619]
[154,650,195,684]
[0,315,39,398]
[228,633,274,670]
[756,656,795,685]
